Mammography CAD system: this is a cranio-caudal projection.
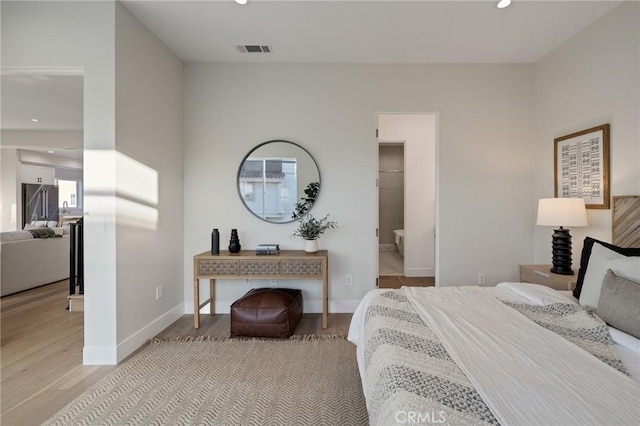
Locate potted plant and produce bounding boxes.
[292,213,337,253]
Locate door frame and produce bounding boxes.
[375,112,440,286]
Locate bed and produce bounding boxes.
[348,236,640,425]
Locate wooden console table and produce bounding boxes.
[193,250,329,329]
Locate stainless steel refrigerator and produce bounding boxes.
[21,183,59,227]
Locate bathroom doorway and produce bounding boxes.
[376,113,437,289]
[378,143,405,277]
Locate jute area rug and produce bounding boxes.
[43,335,368,426]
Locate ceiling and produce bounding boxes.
[122,0,620,63]
[1,75,83,159]
[0,1,621,137]
[1,74,83,131]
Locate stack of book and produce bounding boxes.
[256,244,280,255]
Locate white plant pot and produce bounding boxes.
[304,239,319,253]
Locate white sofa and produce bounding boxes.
[0,230,70,297]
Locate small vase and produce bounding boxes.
[229,229,241,253]
[211,228,220,255]
[304,239,318,253]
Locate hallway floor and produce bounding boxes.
[379,249,435,288]
[379,250,404,276]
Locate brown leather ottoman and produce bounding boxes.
[230,288,303,338]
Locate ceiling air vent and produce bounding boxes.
[237,45,272,53]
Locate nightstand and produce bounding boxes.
[519,264,577,291]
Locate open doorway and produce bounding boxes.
[378,143,405,277]
[1,72,86,415]
[376,113,437,288]
[1,73,84,299]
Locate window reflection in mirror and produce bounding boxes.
[237,140,320,224]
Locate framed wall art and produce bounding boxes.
[554,123,610,209]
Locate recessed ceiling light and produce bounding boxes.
[30,118,39,122]
[47,150,54,154]
[235,0,248,5]
[497,0,512,8]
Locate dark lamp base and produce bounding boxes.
[550,266,575,276]
[549,227,574,276]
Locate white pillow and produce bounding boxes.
[579,242,640,309]
[31,220,58,228]
[24,224,45,230]
[32,220,58,227]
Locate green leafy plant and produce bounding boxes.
[292,213,337,240]
[292,182,320,219]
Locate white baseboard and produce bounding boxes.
[83,345,117,365]
[405,267,435,277]
[83,304,184,365]
[328,299,361,313]
[187,299,362,315]
[115,304,184,363]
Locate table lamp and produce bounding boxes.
[537,198,588,275]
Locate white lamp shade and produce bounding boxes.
[537,198,588,227]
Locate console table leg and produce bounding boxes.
[322,269,328,329]
[194,278,200,329]
[209,279,215,316]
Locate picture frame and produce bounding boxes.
[554,124,610,209]
[612,195,640,248]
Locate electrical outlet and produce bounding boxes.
[477,273,486,285]
[346,274,353,286]
[270,279,278,286]
[155,285,163,300]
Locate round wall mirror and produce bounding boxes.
[237,140,321,223]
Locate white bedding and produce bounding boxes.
[348,282,640,422]
[405,284,639,425]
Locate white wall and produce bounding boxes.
[2,0,184,365]
[2,0,118,364]
[114,2,184,361]
[184,63,535,312]
[0,148,18,231]
[533,1,640,266]
[378,114,436,277]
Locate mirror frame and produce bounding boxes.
[236,139,321,224]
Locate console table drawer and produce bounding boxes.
[198,260,238,276]
[239,260,280,275]
[281,259,323,276]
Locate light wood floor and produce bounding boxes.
[378,275,435,288]
[1,281,353,425]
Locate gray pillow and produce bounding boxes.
[597,269,640,338]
